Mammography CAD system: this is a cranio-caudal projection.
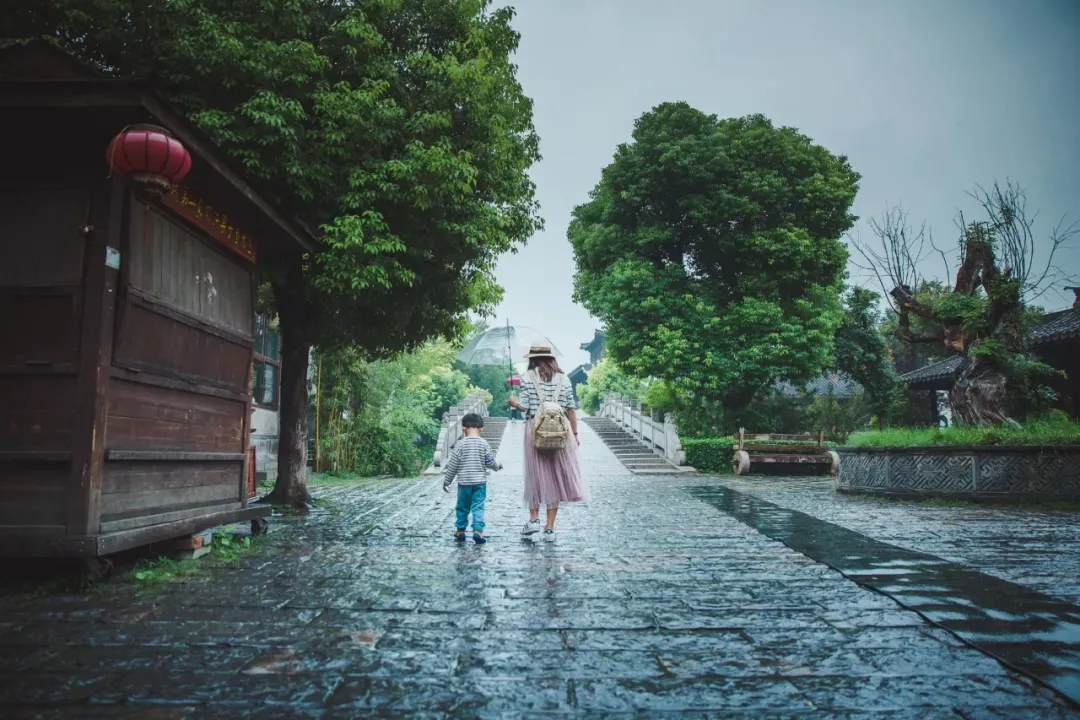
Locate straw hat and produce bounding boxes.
[523,345,556,359]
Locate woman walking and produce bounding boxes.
[508,345,588,541]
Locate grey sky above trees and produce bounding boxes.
[491,0,1080,370]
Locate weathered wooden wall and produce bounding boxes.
[0,188,88,536]
[101,199,253,533]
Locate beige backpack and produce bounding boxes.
[531,371,570,451]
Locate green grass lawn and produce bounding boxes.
[845,420,1080,448]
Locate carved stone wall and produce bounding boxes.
[836,446,1080,500]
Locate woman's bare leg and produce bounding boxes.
[529,508,540,522]
[546,505,559,530]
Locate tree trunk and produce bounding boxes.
[949,356,1012,426]
[261,285,314,508]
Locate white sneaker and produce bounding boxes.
[542,529,556,542]
[521,520,542,537]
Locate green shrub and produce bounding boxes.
[806,393,871,443]
[845,418,1080,447]
[684,437,734,473]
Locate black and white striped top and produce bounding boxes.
[516,372,577,418]
[443,436,499,487]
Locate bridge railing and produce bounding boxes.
[598,393,687,466]
[430,393,490,470]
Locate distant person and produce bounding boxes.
[508,346,589,542]
[442,413,502,544]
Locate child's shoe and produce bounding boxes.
[454,530,466,543]
[473,532,487,544]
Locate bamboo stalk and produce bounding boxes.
[334,360,343,471]
[314,354,322,473]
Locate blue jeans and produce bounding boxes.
[456,484,487,534]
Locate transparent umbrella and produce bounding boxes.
[456,324,561,366]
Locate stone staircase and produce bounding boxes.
[581,416,685,475]
[482,416,510,456]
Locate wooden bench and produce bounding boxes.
[731,428,839,476]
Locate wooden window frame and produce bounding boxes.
[252,315,280,411]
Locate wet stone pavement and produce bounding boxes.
[719,476,1080,604]
[0,422,1078,718]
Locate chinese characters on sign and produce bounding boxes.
[161,184,257,262]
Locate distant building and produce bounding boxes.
[567,363,591,397]
[251,314,282,484]
[581,330,605,365]
[568,330,605,400]
[774,371,863,400]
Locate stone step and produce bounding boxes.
[583,417,685,474]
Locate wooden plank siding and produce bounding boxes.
[0,376,79,451]
[0,289,81,373]
[99,460,241,529]
[113,301,251,390]
[128,200,253,339]
[0,182,89,536]
[0,189,88,288]
[100,199,254,533]
[106,380,246,453]
[67,176,123,536]
[0,459,68,533]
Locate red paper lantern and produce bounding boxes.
[106,125,192,195]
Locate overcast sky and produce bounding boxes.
[490,0,1080,371]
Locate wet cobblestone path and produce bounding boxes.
[1,423,1078,717]
[720,477,1080,604]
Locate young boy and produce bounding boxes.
[443,413,502,544]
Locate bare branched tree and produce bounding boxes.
[848,205,933,311]
[968,179,1079,302]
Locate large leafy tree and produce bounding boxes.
[577,357,644,416]
[570,102,860,418]
[9,0,541,504]
[833,287,899,426]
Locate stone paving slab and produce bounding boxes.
[718,476,1080,603]
[0,430,1076,717]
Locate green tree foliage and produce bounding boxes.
[833,287,900,427]
[640,381,682,416]
[8,0,542,504]
[577,358,644,415]
[569,103,860,418]
[457,363,514,417]
[315,340,477,477]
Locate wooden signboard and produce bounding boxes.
[161,184,257,262]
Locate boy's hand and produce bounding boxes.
[495,462,504,471]
[442,479,452,493]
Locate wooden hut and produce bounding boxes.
[0,43,313,559]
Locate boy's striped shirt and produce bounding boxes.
[443,436,498,486]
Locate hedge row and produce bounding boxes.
[683,437,734,473]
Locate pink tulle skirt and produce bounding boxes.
[523,418,589,508]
